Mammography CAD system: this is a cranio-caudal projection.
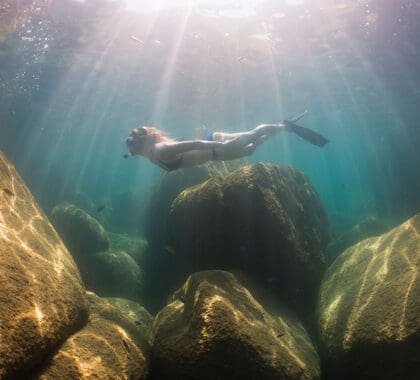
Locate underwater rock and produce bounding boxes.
[108,231,148,265]
[35,292,150,380]
[151,270,320,380]
[70,191,95,214]
[143,161,240,310]
[0,151,88,379]
[50,202,109,263]
[318,213,420,380]
[88,249,144,302]
[144,161,239,245]
[167,163,330,315]
[106,297,154,343]
[168,176,226,273]
[326,216,388,263]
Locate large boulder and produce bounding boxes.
[35,292,151,380]
[0,151,88,379]
[167,163,330,314]
[143,161,240,311]
[318,213,420,379]
[50,202,109,261]
[152,270,320,380]
[144,161,240,251]
[108,232,148,265]
[106,297,154,343]
[89,249,144,302]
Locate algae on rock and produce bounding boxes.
[318,213,420,380]
[35,292,151,380]
[167,163,330,314]
[152,270,320,380]
[50,202,109,260]
[0,151,88,379]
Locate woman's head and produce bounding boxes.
[125,126,168,156]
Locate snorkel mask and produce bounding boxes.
[126,127,148,146]
[125,127,149,157]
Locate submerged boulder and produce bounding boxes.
[143,161,240,310]
[318,213,420,379]
[35,292,151,380]
[89,249,144,302]
[144,161,240,250]
[106,297,154,343]
[0,151,88,379]
[50,202,109,262]
[108,232,148,265]
[167,163,330,313]
[152,270,320,380]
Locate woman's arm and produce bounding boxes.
[154,139,231,160]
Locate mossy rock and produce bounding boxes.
[34,292,150,380]
[0,151,88,379]
[50,202,109,262]
[142,161,240,311]
[318,213,420,379]
[152,270,320,380]
[88,249,144,302]
[108,232,148,265]
[106,297,154,343]
[166,163,330,314]
[144,161,240,249]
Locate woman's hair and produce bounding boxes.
[142,126,171,143]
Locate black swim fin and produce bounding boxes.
[288,110,308,123]
[283,120,329,147]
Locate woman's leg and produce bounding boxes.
[211,127,285,160]
[213,124,285,144]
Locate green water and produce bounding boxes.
[1,1,419,379]
[1,0,419,238]
[1,0,419,236]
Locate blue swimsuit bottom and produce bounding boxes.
[202,131,214,141]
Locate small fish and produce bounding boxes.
[341,183,346,189]
[123,153,130,159]
[3,188,14,197]
[130,36,144,44]
[277,333,285,338]
[96,205,106,213]
[164,245,176,255]
[237,56,246,62]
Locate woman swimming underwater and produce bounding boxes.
[125,111,328,171]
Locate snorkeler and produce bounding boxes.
[125,111,328,171]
